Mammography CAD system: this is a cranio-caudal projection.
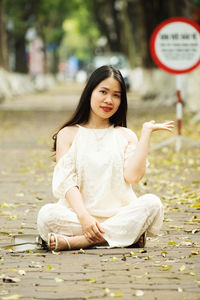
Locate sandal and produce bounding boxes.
[48,233,71,251]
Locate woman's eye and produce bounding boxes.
[114,94,120,98]
[100,90,106,94]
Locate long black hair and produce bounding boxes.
[52,65,128,152]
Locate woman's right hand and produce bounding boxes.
[142,120,174,133]
[78,212,105,243]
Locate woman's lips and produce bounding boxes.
[101,107,112,112]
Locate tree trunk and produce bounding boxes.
[52,49,58,74]
[121,0,135,68]
[92,0,122,52]
[0,0,9,70]
[15,36,28,73]
[139,0,158,68]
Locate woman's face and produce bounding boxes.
[90,77,121,121]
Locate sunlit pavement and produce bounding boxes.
[0,83,199,300]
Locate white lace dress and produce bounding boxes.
[37,125,164,247]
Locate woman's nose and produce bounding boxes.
[104,95,112,104]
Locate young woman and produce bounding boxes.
[37,65,174,251]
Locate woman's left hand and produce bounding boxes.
[142,120,174,133]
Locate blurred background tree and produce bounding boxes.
[2,0,71,73]
[3,0,38,73]
[0,0,199,73]
[0,0,9,70]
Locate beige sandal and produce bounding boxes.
[48,233,71,251]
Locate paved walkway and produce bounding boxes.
[0,84,199,300]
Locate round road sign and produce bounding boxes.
[150,17,200,74]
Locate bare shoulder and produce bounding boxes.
[115,126,138,144]
[57,126,78,142]
[56,125,78,161]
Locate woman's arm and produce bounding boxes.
[124,120,174,184]
[56,127,104,242]
[65,187,104,241]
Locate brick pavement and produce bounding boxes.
[0,84,199,300]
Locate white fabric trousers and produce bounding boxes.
[37,193,164,248]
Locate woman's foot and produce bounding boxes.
[127,232,146,248]
[48,233,106,251]
[137,232,146,248]
[48,233,71,251]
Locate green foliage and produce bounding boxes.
[2,0,199,71]
[59,3,100,62]
[3,0,35,36]
[37,0,70,44]
[3,0,100,63]
[192,0,200,7]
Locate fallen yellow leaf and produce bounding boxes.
[45,264,53,270]
[179,265,186,272]
[168,241,176,245]
[161,251,167,257]
[2,295,21,300]
[54,277,64,282]
[111,257,118,262]
[130,251,137,258]
[79,248,85,253]
[161,264,172,271]
[189,272,196,276]
[135,290,144,296]
[112,292,122,297]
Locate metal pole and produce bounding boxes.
[176,89,182,152]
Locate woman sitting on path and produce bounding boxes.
[37,65,174,251]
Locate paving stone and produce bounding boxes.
[0,85,199,299]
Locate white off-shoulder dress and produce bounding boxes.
[37,125,164,247]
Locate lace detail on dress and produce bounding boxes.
[52,149,78,199]
[51,126,148,216]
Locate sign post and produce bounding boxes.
[150,17,200,151]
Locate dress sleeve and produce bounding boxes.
[52,151,78,199]
[124,143,150,168]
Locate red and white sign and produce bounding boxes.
[150,17,200,74]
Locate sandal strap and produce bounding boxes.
[48,233,71,251]
[62,236,71,250]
